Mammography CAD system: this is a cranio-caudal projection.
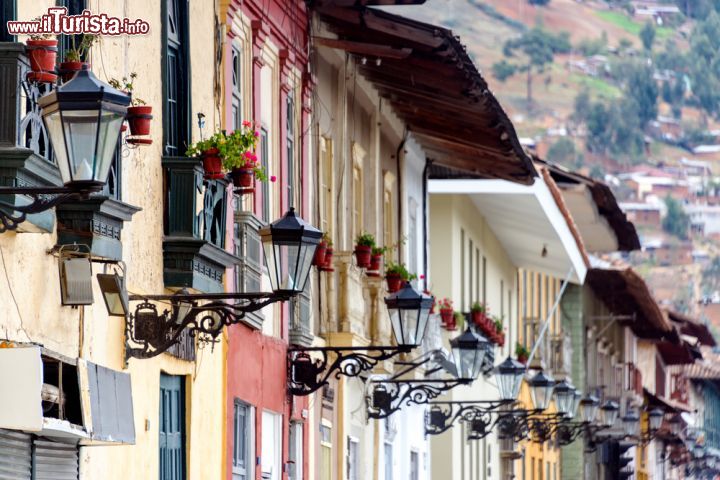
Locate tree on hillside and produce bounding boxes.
[625,63,659,127]
[547,137,583,168]
[662,196,690,239]
[491,26,571,107]
[640,21,656,51]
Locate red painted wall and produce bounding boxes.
[225,1,311,479]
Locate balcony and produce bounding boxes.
[162,157,239,293]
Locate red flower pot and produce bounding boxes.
[385,273,403,293]
[313,241,327,267]
[369,253,383,273]
[321,247,334,271]
[471,311,486,328]
[496,332,505,347]
[26,39,58,83]
[127,105,153,136]
[518,355,528,365]
[354,245,372,268]
[440,308,454,327]
[231,167,254,188]
[202,148,224,180]
[59,61,88,82]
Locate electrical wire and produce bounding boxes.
[0,245,31,342]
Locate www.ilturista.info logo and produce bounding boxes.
[6,7,150,36]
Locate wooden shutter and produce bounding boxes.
[159,374,185,480]
[0,429,31,479]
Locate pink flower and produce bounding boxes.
[270,175,277,182]
[242,120,252,127]
[419,274,425,279]
[254,131,260,137]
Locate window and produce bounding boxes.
[231,45,243,131]
[320,422,332,480]
[286,94,296,209]
[0,1,15,42]
[384,442,393,480]
[347,436,359,480]
[261,411,281,480]
[160,374,185,480]
[163,0,189,156]
[234,213,264,328]
[482,256,487,304]
[319,138,333,236]
[289,422,303,480]
[260,129,270,221]
[58,0,86,61]
[410,450,419,480]
[232,401,254,480]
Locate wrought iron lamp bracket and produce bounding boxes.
[287,345,413,396]
[0,186,97,232]
[125,291,290,360]
[367,378,470,419]
[424,400,516,438]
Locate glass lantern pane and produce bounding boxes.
[281,243,301,291]
[397,309,421,346]
[294,243,315,292]
[389,309,402,345]
[416,308,430,346]
[262,237,280,292]
[62,110,100,182]
[95,109,125,182]
[44,110,71,184]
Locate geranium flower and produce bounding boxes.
[270,175,277,182]
[242,120,252,127]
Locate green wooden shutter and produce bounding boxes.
[159,374,185,480]
[0,1,16,42]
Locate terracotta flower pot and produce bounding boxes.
[26,39,58,83]
[231,167,254,188]
[59,61,88,82]
[496,332,505,347]
[127,105,153,136]
[321,247,334,271]
[518,354,528,365]
[313,241,327,267]
[369,253,383,273]
[354,245,372,268]
[202,148,224,180]
[385,273,403,293]
[440,308,454,328]
[471,311,486,328]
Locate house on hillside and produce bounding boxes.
[620,202,664,228]
[630,1,681,24]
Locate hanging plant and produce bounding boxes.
[354,232,375,268]
[438,298,454,328]
[109,72,152,137]
[369,246,386,274]
[60,34,97,82]
[26,24,57,83]
[384,262,416,293]
[516,343,530,364]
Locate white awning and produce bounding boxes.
[429,177,588,284]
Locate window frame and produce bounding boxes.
[232,400,254,480]
[162,0,191,157]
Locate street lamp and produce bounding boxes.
[495,357,527,402]
[528,371,555,411]
[648,407,664,432]
[553,379,576,416]
[385,282,434,347]
[0,67,130,231]
[579,394,601,424]
[450,327,490,380]
[622,409,640,437]
[669,414,682,436]
[600,400,620,427]
[259,207,322,294]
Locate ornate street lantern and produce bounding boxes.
[600,400,620,427]
[494,357,527,402]
[39,67,130,188]
[528,371,555,411]
[622,409,640,437]
[553,379,576,416]
[648,407,664,432]
[450,327,490,380]
[385,282,434,347]
[259,208,322,294]
[569,390,582,419]
[579,394,600,424]
[668,414,682,436]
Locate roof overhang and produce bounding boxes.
[657,339,698,366]
[313,4,537,184]
[667,310,717,347]
[541,161,641,252]
[644,388,691,413]
[586,268,675,340]
[429,176,588,284]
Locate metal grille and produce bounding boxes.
[32,439,79,480]
[0,429,31,479]
[200,180,226,248]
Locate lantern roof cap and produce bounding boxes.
[495,356,527,375]
[450,326,489,350]
[39,68,130,108]
[385,282,433,308]
[528,370,555,387]
[259,207,322,241]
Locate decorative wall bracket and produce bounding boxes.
[0,185,99,232]
[424,400,517,440]
[287,346,412,396]
[125,290,291,359]
[367,379,470,419]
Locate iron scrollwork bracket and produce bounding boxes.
[0,187,90,232]
[287,345,412,396]
[125,291,290,360]
[367,379,470,419]
[424,400,516,438]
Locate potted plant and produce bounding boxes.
[439,298,454,327]
[516,343,530,364]
[186,123,266,182]
[354,232,375,269]
[493,317,505,347]
[384,262,414,293]
[109,73,152,136]
[321,237,334,272]
[60,34,97,82]
[452,311,465,331]
[26,25,57,83]
[470,301,487,328]
[368,246,386,275]
[313,232,330,267]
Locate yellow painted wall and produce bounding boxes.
[8,1,226,478]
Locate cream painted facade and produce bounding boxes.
[1,1,226,478]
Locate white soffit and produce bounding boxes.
[429,178,588,284]
[556,183,619,253]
